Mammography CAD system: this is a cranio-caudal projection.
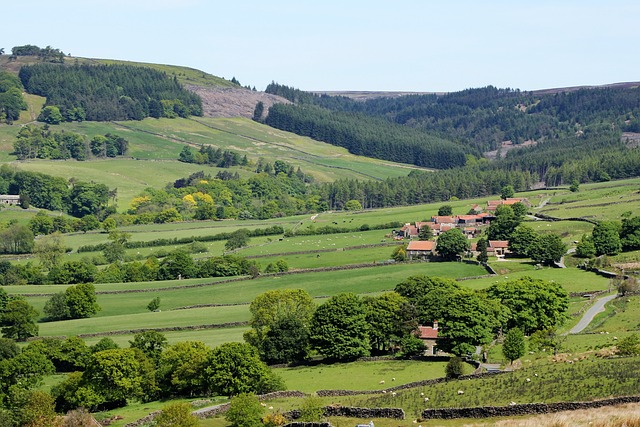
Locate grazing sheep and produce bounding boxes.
[424,397,429,402]
[457,390,464,395]
[379,380,385,384]
[510,401,517,406]
[526,378,531,382]
[534,373,538,377]
[391,392,397,397]
[382,390,387,394]
[392,377,396,381]
[420,392,424,396]
[268,406,273,410]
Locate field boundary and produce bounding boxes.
[421,394,640,420]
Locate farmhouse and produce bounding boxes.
[406,240,436,260]
[418,321,440,355]
[488,240,510,257]
[0,195,20,206]
[485,197,530,211]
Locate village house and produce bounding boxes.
[418,321,440,355]
[488,240,510,257]
[0,195,20,206]
[406,240,436,260]
[485,197,530,212]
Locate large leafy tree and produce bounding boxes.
[310,292,370,361]
[435,228,470,260]
[592,221,622,256]
[65,283,100,318]
[363,292,416,353]
[244,289,314,363]
[158,341,211,397]
[528,233,567,265]
[129,331,167,365]
[260,315,310,364]
[0,298,39,341]
[437,290,504,356]
[620,216,640,251]
[394,275,461,324]
[487,205,521,241]
[57,348,156,411]
[486,276,569,334]
[205,342,283,396]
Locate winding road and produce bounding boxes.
[570,293,618,334]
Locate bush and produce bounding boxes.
[445,356,464,379]
[225,393,264,427]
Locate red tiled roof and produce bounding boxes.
[432,216,456,224]
[418,325,438,339]
[407,240,436,251]
[489,240,509,248]
[457,215,481,221]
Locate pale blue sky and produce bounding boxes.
[2,0,638,92]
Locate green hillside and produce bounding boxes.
[0,116,422,210]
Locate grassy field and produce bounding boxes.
[275,359,461,393]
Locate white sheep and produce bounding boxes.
[260,403,267,407]
[424,397,429,402]
[391,392,397,397]
[526,378,531,382]
[268,406,273,410]
[457,390,464,395]
[382,390,387,394]
[420,392,424,396]
[379,380,385,384]
[392,377,396,381]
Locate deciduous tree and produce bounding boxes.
[436,228,470,260]
[502,327,526,364]
[1,298,39,341]
[486,276,569,334]
[310,293,370,360]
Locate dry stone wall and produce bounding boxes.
[421,395,640,420]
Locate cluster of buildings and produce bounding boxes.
[394,198,529,260]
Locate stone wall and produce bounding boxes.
[316,371,505,397]
[421,395,640,420]
[286,406,404,420]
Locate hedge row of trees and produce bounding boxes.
[10,44,65,63]
[178,145,248,168]
[19,63,202,122]
[13,125,129,160]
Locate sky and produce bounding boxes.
[2,0,639,93]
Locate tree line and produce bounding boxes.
[13,125,129,160]
[18,63,203,122]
